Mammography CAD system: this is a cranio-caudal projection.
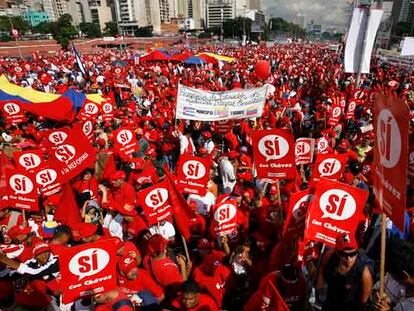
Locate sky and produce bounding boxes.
[262,0,353,29]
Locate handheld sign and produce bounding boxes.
[58,240,117,303]
[252,129,296,180]
[6,168,39,211]
[295,138,315,165]
[176,155,212,196]
[13,150,43,172]
[283,190,312,239]
[113,127,139,159]
[137,180,172,225]
[305,178,368,246]
[373,95,410,231]
[311,154,347,181]
[211,200,238,237]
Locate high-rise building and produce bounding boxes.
[249,0,260,10]
[51,0,68,19]
[89,0,113,31]
[391,0,414,24]
[207,0,235,28]
[235,0,248,17]
[376,0,394,48]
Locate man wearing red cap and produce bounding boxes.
[117,255,164,305]
[0,208,23,244]
[171,280,219,311]
[316,233,373,311]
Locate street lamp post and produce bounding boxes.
[220,7,224,42]
[8,15,22,59]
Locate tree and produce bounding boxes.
[103,21,118,36]
[33,21,56,34]
[321,31,333,40]
[394,21,411,37]
[79,22,101,38]
[268,17,305,37]
[0,16,30,33]
[135,26,153,37]
[222,17,252,39]
[53,14,77,50]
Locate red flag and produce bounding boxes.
[373,95,410,231]
[19,97,76,123]
[101,153,117,181]
[13,150,43,172]
[283,189,312,240]
[0,152,14,198]
[6,168,39,211]
[163,166,195,241]
[54,183,82,228]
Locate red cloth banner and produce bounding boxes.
[211,200,238,237]
[373,95,410,231]
[50,127,96,183]
[252,129,296,180]
[0,100,27,124]
[13,150,43,172]
[6,168,38,211]
[58,240,117,304]
[305,178,368,246]
[113,127,139,159]
[283,190,312,239]
[34,161,62,197]
[295,138,315,165]
[176,155,212,195]
[137,180,172,225]
[44,127,71,149]
[311,153,347,181]
[77,101,99,121]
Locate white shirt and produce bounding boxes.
[204,139,215,155]
[219,158,236,194]
[179,133,195,155]
[103,213,124,239]
[188,192,216,216]
[149,221,176,240]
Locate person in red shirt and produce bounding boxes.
[192,252,231,308]
[94,288,134,311]
[117,255,164,304]
[101,170,136,215]
[171,280,219,311]
[0,209,23,244]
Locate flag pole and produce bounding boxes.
[181,235,190,263]
[355,1,372,87]
[379,164,386,298]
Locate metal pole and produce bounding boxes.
[220,7,224,42]
[8,16,22,58]
[355,1,372,88]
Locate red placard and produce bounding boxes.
[73,120,95,142]
[327,104,342,127]
[283,190,312,239]
[137,180,172,225]
[13,150,43,172]
[214,120,233,133]
[77,101,100,121]
[305,178,368,246]
[373,95,410,231]
[101,101,114,122]
[408,145,414,178]
[211,200,238,237]
[311,153,347,181]
[316,137,329,155]
[34,161,62,197]
[176,155,212,196]
[0,100,27,124]
[6,168,38,211]
[113,127,139,159]
[51,127,96,183]
[45,128,71,149]
[252,129,296,180]
[58,240,117,304]
[295,138,315,165]
[345,100,358,120]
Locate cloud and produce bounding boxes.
[262,0,352,28]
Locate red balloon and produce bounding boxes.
[255,60,270,80]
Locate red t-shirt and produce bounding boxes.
[128,165,159,186]
[95,289,134,311]
[192,264,231,307]
[144,257,183,288]
[171,293,219,311]
[118,268,164,300]
[109,182,136,212]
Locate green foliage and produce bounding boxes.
[198,31,213,39]
[79,22,101,38]
[393,21,412,37]
[223,17,252,38]
[33,21,56,34]
[134,26,153,37]
[321,31,332,40]
[0,16,30,33]
[103,21,118,36]
[268,17,305,36]
[35,14,77,50]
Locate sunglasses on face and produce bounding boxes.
[338,250,357,258]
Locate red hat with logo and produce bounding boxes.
[147,234,168,256]
[336,233,358,251]
[32,242,50,257]
[79,223,98,239]
[118,255,137,275]
[202,131,212,139]
[8,225,31,240]
[110,170,126,181]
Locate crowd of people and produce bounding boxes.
[0,42,413,311]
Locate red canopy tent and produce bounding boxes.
[139,50,170,62]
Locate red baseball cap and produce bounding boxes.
[118,255,137,275]
[147,234,167,256]
[336,233,358,251]
[228,150,239,160]
[110,170,126,181]
[8,225,31,240]
[32,242,50,257]
[79,223,98,239]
